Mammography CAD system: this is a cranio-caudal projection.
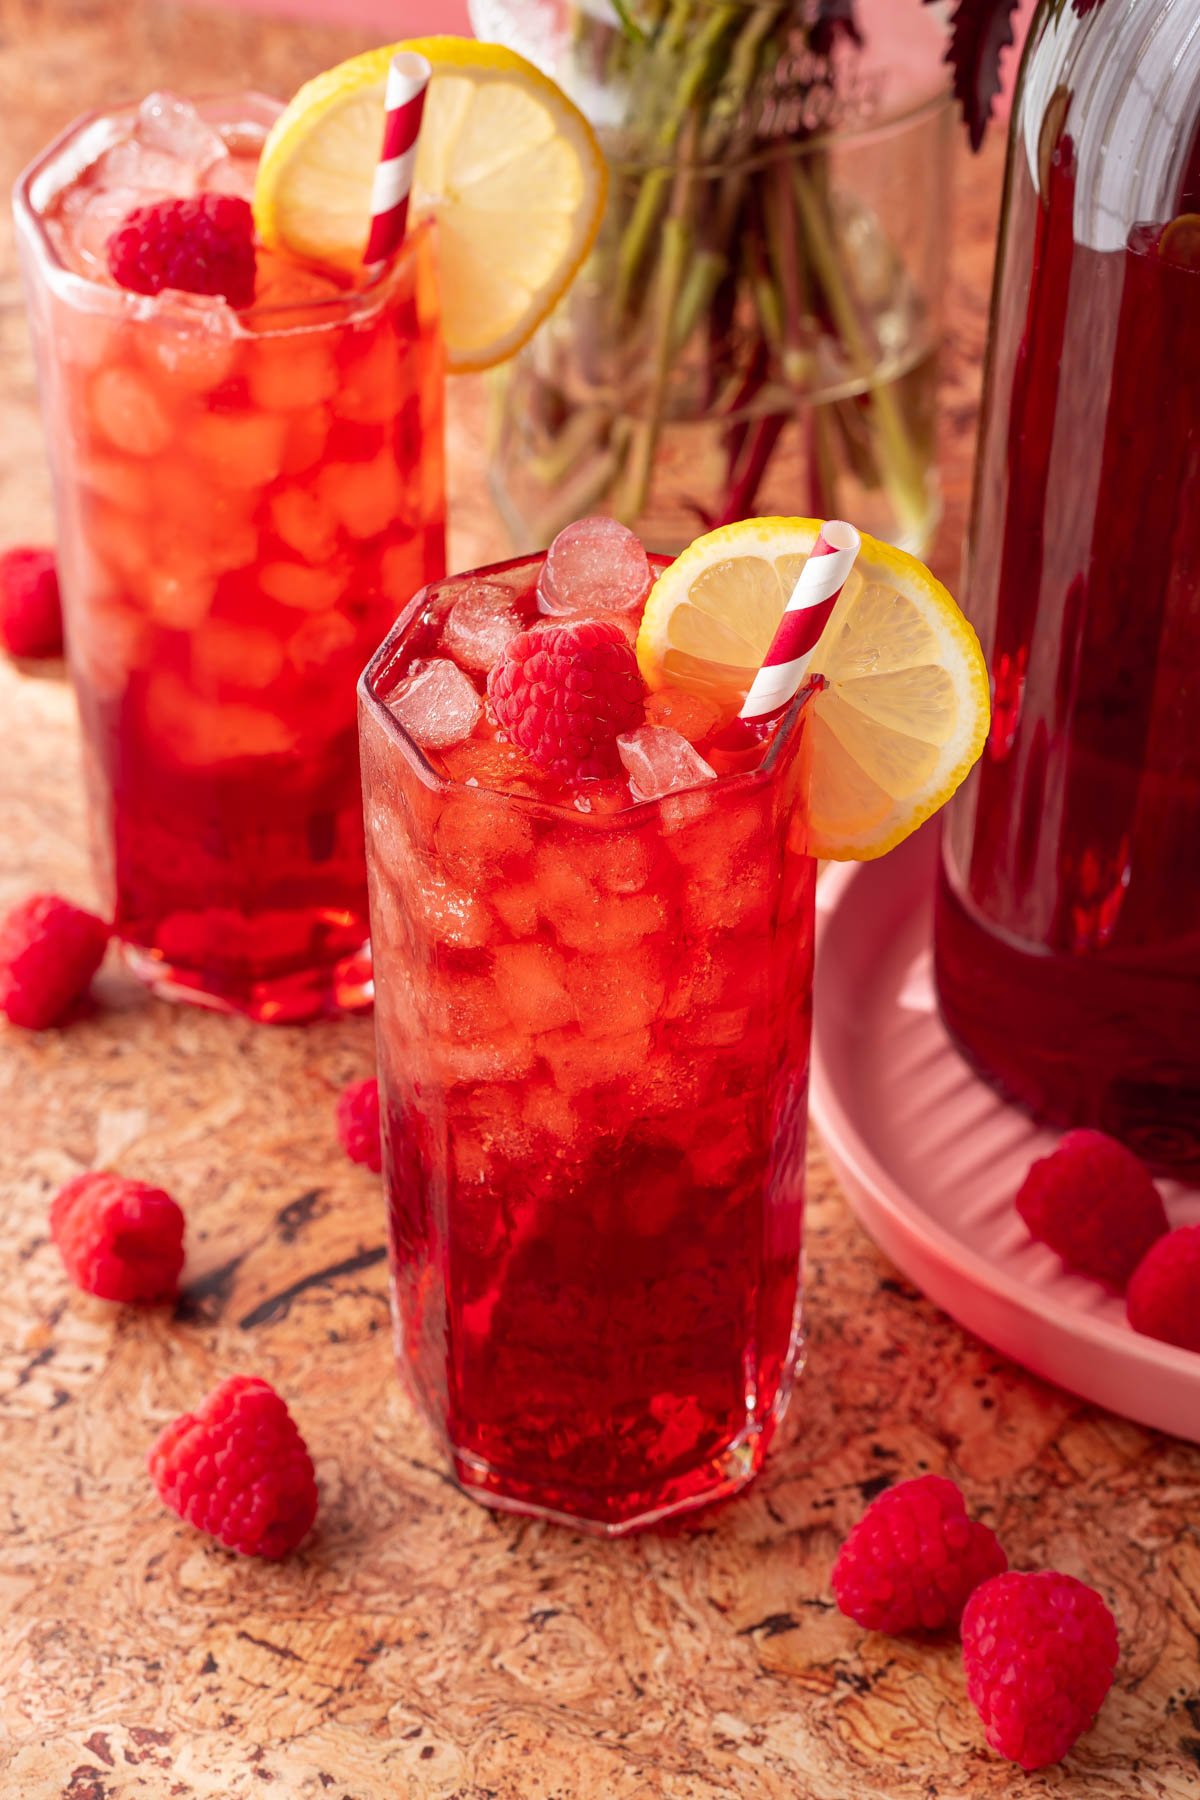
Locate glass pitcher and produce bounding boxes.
[935,0,1200,1174]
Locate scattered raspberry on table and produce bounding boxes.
[487,618,645,780]
[336,1075,382,1173]
[106,192,257,308]
[1126,1224,1200,1353]
[961,1569,1119,1770]
[51,1171,185,1303]
[0,892,110,1028]
[1014,1128,1168,1288]
[0,546,62,658]
[149,1375,318,1559]
[831,1472,1007,1633]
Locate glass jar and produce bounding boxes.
[471,0,952,553]
[934,0,1200,1173]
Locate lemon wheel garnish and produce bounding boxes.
[253,37,607,372]
[635,518,990,861]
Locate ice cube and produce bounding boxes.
[145,564,215,631]
[191,620,285,691]
[137,92,228,170]
[93,139,195,199]
[200,155,257,202]
[538,1025,653,1099]
[387,659,482,750]
[539,516,653,617]
[441,582,523,672]
[618,726,717,803]
[493,942,575,1033]
[410,870,495,950]
[219,120,271,157]
[89,366,172,456]
[439,739,542,799]
[138,299,239,394]
[61,185,167,272]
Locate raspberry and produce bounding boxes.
[962,1570,1119,1769]
[148,1375,317,1559]
[0,892,110,1028]
[1014,1128,1168,1288]
[831,1473,1007,1633]
[51,1171,185,1303]
[487,618,645,780]
[336,1076,382,1173]
[106,193,257,308]
[1126,1224,1200,1352]
[0,547,62,658]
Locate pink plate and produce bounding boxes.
[809,825,1200,1444]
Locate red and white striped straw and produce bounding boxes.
[738,520,861,722]
[364,51,431,266]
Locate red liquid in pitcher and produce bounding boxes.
[935,136,1200,1171]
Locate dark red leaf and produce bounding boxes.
[1072,0,1107,14]
[925,0,1022,151]
[810,0,864,57]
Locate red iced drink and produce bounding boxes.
[359,537,814,1531]
[15,93,445,1019]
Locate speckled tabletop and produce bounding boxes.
[2,4,1199,1797]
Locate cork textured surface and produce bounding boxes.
[1,3,1198,1795]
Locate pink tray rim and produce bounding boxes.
[808,830,1200,1442]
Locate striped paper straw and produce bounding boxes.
[738,520,861,722]
[364,51,431,266]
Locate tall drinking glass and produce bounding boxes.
[14,94,445,1021]
[360,554,814,1533]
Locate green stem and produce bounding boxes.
[614,0,744,316]
[790,163,930,536]
[700,2,785,162]
[518,4,934,548]
[671,247,728,355]
[611,0,646,42]
[615,167,673,317]
[661,4,741,143]
[613,115,698,522]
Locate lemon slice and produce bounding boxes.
[253,37,607,372]
[636,517,990,861]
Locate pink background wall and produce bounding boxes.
[209,0,472,30]
[205,0,1035,113]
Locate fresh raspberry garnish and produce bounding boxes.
[51,1171,185,1303]
[336,1076,382,1174]
[0,547,62,658]
[487,618,645,780]
[1126,1224,1200,1352]
[148,1375,317,1559]
[0,892,110,1028]
[106,193,257,308]
[1014,1129,1168,1288]
[962,1570,1119,1770]
[831,1473,1007,1633]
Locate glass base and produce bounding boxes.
[122,940,373,1024]
[448,1423,772,1538]
[420,1335,807,1536]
